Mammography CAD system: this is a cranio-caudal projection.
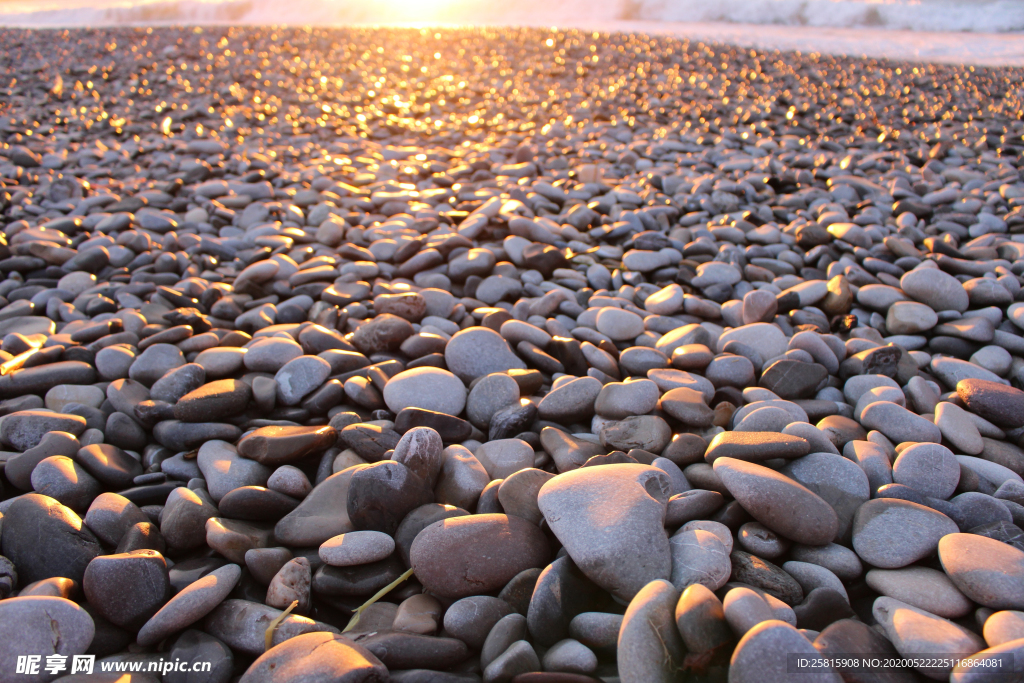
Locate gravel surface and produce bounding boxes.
[1,24,1024,683]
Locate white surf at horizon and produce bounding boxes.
[0,0,1022,66]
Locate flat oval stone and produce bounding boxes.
[874,596,984,679]
[705,431,810,463]
[1,493,102,585]
[0,596,95,683]
[150,363,206,404]
[595,307,644,341]
[958,378,1024,428]
[860,401,942,444]
[983,611,1024,647]
[275,467,360,546]
[759,359,829,400]
[129,343,186,385]
[31,455,101,512]
[669,528,731,592]
[84,492,149,546]
[445,595,514,649]
[394,504,470,565]
[242,337,303,373]
[865,567,973,619]
[204,598,337,656]
[137,563,241,647]
[153,420,242,452]
[599,415,672,454]
[197,440,272,503]
[900,267,969,312]
[444,327,526,383]
[730,550,805,605]
[712,457,838,545]
[659,386,714,427]
[350,313,415,355]
[410,513,550,599]
[538,376,602,424]
[674,583,731,654]
[939,533,1024,610]
[173,379,252,422]
[312,556,405,598]
[731,619,842,683]
[319,530,395,567]
[616,579,684,683]
[780,451,870,542]
[339,424,401,462]
[5,430,81,490]
[218,487,299,521]
[852,498,959,569]
[348,630,468,671]
[392,426,444,487]
[238,631,387,683]
[892,442,960,500]
[383,367,467,416]
[1,410,87,451]
[236,425,337,466]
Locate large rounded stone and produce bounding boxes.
[900,268,969,313]
[712,457,839,545]
[538,464,672,601]
[444,327,526,382]
[83,550,170,630]
[939,533,1024,610]
[617,579,684,683]
[852,498,959,569]
[0,597,95,683]
[410,514,550,599]
[1,494,102,585]
[239,631,388,683]
[730,619,842,683]
[383,367,467,416]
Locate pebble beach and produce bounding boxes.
[1,23,1024,683]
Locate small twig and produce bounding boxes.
[264,600,299,652]
[343,567,415,633]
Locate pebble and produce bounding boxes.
[865,566,973,618]
[537,464,671,601]
[239,632,386,683]
[319,530,395,567]
[891,442,960,499]
[730,620,841,683]
[445,327,527,382]
[198,440,272,502]
[617,579,684,683]
[83,549,169,630]
[852,498,959,568]
[938,533,1024,609]
[136,563,241,646]
[2,494,102,585]
[874,597,985,678]
[410,514,550,599]
[712,457,838,545]
[383,367,467,416]
[0,596,95,683]
[668,528,731,592]
[0,25,1023,682]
